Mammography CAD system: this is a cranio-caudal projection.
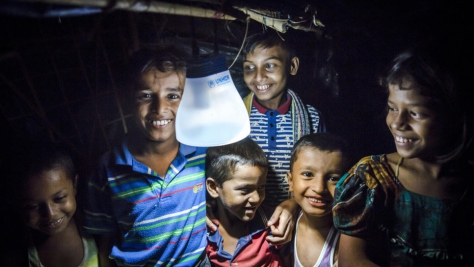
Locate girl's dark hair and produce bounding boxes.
[206,137,268,186]
[382,43,473,162]
[7,143,76,199]
[290,132,352,172]
[243,30,296,64]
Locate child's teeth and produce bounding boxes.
[152,120,171,125]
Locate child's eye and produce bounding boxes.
[167,94,180,100]
[328,176,341,182]
[244,65,255,71]
[265,63,276,70]
[240,188,251,194]
[387,105,397,112]
[137,93,152,100]
[258,185,266,191]
[54,195,67,202]
[302,172,313,178]
[24,204,38,212]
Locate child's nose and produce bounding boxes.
[254,68,266,82]
[40,203,57,217]
[390,112,408,130]
[150,96,167,113]
[312,178,327,194]
[248,190,263,204]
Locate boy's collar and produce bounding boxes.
[252,93,292,114]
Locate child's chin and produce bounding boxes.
[303,209,332,218]
[241,215,255,221]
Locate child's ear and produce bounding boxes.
[287,171,294,191]
[289,57,299,75]
[206,178,220,198]
[73,174,78,195]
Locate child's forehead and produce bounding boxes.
[25,167,70,182]
[137,68,184,88]
[297,147,344,161]
[20,169,74,196]
[246,44,289,60]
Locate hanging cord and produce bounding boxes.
[213,19,219,54]
[229,16,250,69]
[191,17,199,57]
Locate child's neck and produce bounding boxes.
[215,205,251,255]
[128,131,180,177]
[388,153,470,200]
[295,212,334,267]
[256,91,287,110]
[299,212,334,233]
[128,129,180,157]
[33,218,84,267]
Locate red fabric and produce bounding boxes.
[206,229,284,267]
[252,94,292,114]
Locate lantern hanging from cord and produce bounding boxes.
[175,54,250,147]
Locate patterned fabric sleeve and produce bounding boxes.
[81,152,119,235]
[332,155,399,238]
[307,104,326,133]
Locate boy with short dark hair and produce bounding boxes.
[286,132,353,267]
[81,46,209,267]
[242,30,326,209]
[205,137,285,266]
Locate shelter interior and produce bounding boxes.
[0,0,472,174]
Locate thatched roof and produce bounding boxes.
[0,0,472,167]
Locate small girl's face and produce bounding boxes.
[288,148,347,218]
[386,81,445,159]
[19,168,77,236]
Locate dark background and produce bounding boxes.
[0,0,472,175]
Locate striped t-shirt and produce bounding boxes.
[249,95,324,207]
[82,141,208,267]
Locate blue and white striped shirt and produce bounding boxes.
[248,95,325,207]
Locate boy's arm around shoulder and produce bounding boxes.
[95,234,118,267]
[79,153,120,267]
[265,198,300,246]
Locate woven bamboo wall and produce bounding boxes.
[0,11,256,171]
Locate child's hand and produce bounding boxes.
[265,198,299,246]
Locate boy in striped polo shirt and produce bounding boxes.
[242,30,326,209]
[81,47,209,267]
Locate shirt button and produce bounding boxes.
[270,111,274,116]
[270,136,275,141]
[270,123,274,127]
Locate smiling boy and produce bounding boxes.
[81,46,209,267]
[205,137,285,267]
[286,132,353,267]
[242,30,326,209]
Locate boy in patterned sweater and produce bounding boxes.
[242,30,326,209]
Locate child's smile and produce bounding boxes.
[215,164,267,222]
[288,148,346,218]
[19,168,77,236]
[243,45,298,110]
[386,82,445,159]
[134,68,184,143]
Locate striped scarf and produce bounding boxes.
[243,89,312,142]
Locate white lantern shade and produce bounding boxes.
[176,55,250,147]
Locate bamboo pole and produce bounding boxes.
[16,0,237,20]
